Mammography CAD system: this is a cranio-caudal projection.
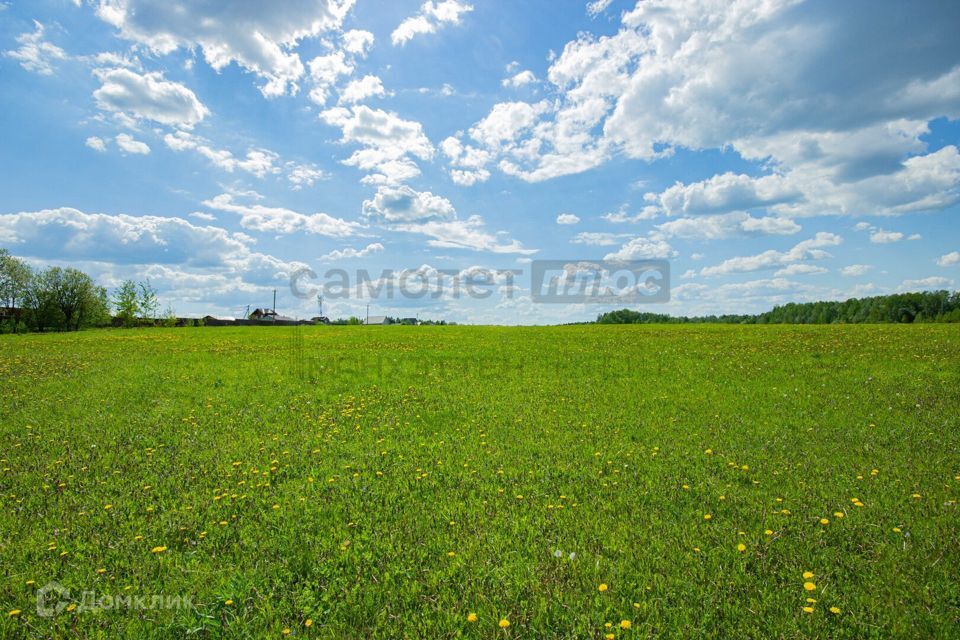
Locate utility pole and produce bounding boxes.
[272,289,277,314]
[317,294,323,317]
[366,304,369,325]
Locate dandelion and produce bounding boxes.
[605,635,615,640]
[820,518,830,525]
[305,619,313,627]
[829,606,841,614]
[8,610,21,617]
[802,606,814,613]
[499,618,510,628]
[282,629,290,636]
[804,582,817,591]
[598,583,608,592]
[737,543,746,552]
[620,619,632,629]
[764,529,774,535]
[151,546,167,554]
[703,514,712,521]
[833,512,844,518]
[467,612,478,623]
[802,571,814,579]
[892,527,902,533]
[224,599,233,605]
[447,551,456,557]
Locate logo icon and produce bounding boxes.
[36,581,70,618]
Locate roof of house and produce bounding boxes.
[365,315,388,325]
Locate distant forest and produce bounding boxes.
[596,291,960,325]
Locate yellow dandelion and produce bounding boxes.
[8,610,21,617]
[620,619,632,629]
[820,518,829,525]
[764,529,774,535]
[829,606,840,614]
[305,619,313,627]
[151,546,167,554]
[282,629,291,636]
[467,612,478,623]
[605,635,615,640]
[703,514,712,521]
[833,512,844,518]
[447,551,456,557]
[499,618,510,628]
[598,583,608,592]
[892,527,901,533]
[224,599,233,606]
[802,606,814,613]
[737,543,746,552]
[804,582,817,591]
[802,571,814,579]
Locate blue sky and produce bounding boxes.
[1,0,959,324]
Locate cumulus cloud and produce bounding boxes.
[4,20,66,75]
[339,75,388,104]
[699,232,842,277]
[446,1,960,213]
[85,136,108,152]
[773,264,827,277]
[937,251,960,267]
[163,131,281,178]
[657,212,800,240]
[320,242,384,261]
[502,70,537,89]
[202,192,360,237]
[320,105,434,184]
[342,29,374,56]
[95,0,354,97]
[0,206,302,284]
[869,229,904,244]
[362,185,455,223]
[840,264,873,277]
[391,0,473,46]
[115,133,150,154]
[93,68,209,127]
[570,232,630,246]
[556,213,580,225]
[603,235,676,261]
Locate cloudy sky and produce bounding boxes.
[1,0,959,323]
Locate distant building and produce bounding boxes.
[311,316,330,325]
[365,315,388,325]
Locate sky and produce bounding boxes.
[1,0,959,324]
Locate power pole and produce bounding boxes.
[366,304,369,325]
[272,289,277,314]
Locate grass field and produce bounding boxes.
[1,325,958,638]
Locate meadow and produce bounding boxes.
[0,324,958,638]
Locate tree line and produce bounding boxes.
[0,249,175,332]
[596,291,960,325]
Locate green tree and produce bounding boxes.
[0,249,33,309]
[139,280,159,324]
[114,280,140,327]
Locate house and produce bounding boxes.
[310,316,330,324]
[365,315,388,325]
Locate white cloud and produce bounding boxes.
[937,251,960,267]
[320,105,434,184]
[502,70,537,89]
[0,206,302,286]
[85,136,108,152]
[773,264,827,277]
[4,20,66,75]
[899,276,954,292]
[391,0,474,46]
[394,216,536,255]
[342,30,374,56]
[163,132,280,178]
[602,205,658,224]
[202,192,360,237]
[840,264,872,277]
[306,51,354,105]
[93,68,209,127]
[603,235,676,260]
[654,172,799,217]
[362,185,455,223]
[286,163,327,190]
[700,232,842,277]
[570,232,629,246]
[115,133,150,154]
[657,212,800,240]
[320,242,384,261]
[95,0,354,97]
[586,0,613,17]
[556,213,580,225]
[339,75,388,104]
[869,229,904,244]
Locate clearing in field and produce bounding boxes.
[1,324,958,638]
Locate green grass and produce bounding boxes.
[1,325,958,638]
